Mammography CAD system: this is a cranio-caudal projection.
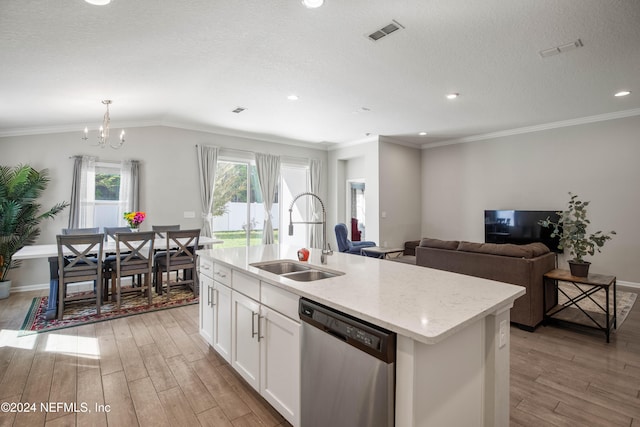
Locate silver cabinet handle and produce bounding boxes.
[215,271,227,278]
[207,285,212,306]
[212,288,217,306]
[257,315,264,342]
[251,311,258,338]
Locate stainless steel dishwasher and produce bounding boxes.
[299,298,396,427]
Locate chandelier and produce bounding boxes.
[82,100,125,149]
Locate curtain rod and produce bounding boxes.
[195,144,311,164]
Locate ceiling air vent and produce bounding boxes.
[367,20,404,42]
[232,107,246,113]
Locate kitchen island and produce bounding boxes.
[198,244,525,427]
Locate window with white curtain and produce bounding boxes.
[211,153,310,248]
[74,159,138,230]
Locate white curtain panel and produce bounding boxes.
[255,153,281,244]
[119,160,140,225]
[197,145,218,237]
[309,159,322,249]
[68,155,96,229]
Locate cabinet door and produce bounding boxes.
[260,306,301,427]
[199,274,214,345]
[213,281,232,363]
[232,291,261,390]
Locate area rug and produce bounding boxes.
[557,283,637,330]
[19,288,198,336]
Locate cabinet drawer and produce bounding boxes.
[261,282,299,321]
[213,263,231,286]
[232,270,260,300]
[199,258,214,278]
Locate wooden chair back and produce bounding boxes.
[115,231,155,276]
[152,225,180,239]
[62,227,100,235]
[104,226,132,241]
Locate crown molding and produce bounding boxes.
[421,108,640,150]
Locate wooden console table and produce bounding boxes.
[543,269,616,342]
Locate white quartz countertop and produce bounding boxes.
[198,245,525,345]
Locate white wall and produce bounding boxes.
[1,125,327,289]
[379,139,422,248]
[421,114,640,283]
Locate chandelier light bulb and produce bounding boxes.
[85,0,111,5]
[302,0,324,8]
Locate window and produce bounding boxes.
[70,156,139,231]
[212,159,273,247]
[211,156,310,248]
[93,163,122,228]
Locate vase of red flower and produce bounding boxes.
[124,211,146,231]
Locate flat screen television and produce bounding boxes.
[484,210,562,253]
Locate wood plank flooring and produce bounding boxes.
[1,286,639,426]
[0,289,291,427]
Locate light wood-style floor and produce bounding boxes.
[0,289,292,427]
[1,287,639,426]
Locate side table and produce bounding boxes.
[543,269,616,342]
[360,246,405,259]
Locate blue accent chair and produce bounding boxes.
[334,223,376,254]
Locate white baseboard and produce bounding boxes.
[10,278,134,294]
[618,280,640,290]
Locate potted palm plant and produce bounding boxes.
[0,165,69,298]
[539,192,616,277]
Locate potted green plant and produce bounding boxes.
[0,165,69,298]
[539,192,616,277]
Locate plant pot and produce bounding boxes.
[568,260,591,277]
[0,280,11,299]
[129,227,139,233]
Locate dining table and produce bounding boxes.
[13,235,222,320]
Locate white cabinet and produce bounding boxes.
[199,273,214,344]
[260,305,300,427]
[212,281,232,363]
[199,259,232,363]
[200,258,301,426]
[232,291,261,389]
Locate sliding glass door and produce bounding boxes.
[212,156,310,249]
[212,159,277,248]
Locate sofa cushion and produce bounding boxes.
[419,238,459,250]
[528,242,551,257]
[457,241,535,258]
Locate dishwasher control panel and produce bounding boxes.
[299,298,396,363]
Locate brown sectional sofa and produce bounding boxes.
[415,238,556,330]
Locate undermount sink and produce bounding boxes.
[251,260,311,275]
[250,259,344,282]
[281,269,342,282]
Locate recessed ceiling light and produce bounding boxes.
[614,90,631,97]
[446,93,459,100]
[85,0,111,5]
[419,132,427,136]
[287,94,299,101]
[301,0,324,8]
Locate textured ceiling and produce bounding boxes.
[1,0,639,148]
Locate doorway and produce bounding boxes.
[346,180,366,241]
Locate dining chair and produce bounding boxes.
[152,224,180,239]
[56,233,104,320]
[111,231,155,309]
[154,229,200,299]
[62,227,100,235]
[104,226,132,241]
